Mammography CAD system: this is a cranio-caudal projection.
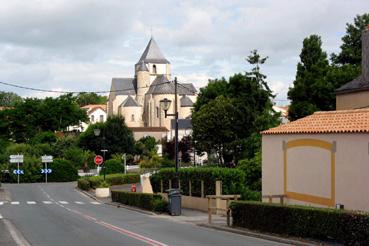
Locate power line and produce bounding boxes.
[0,79,197,95]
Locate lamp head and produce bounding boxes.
[160,98,172,112]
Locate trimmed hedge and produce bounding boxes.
[103,159,125,174]
[150,168,245,197]
[77,173,140,190]
[231,201,369,245]
[111,190,167,212]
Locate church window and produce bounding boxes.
[131,114,135,122]
[156,107,159,118]
[153,64,157,74]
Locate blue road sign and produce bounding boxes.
[41,169,52,174]
[13,170,24,175]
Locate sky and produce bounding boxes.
[0,0,367,104]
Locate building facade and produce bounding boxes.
[107,37,197,133]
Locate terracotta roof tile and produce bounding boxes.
[262,109,369,134]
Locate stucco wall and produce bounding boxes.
[120,107,143,127]
[336,91,369,110]
[262,133,369,211]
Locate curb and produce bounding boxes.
[197,224,319,246]
[75,187,156,216]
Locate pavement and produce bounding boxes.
[0,182,289,246]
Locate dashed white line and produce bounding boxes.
[75,201,84,205]
[26,201,36,205]
[90,201,101,205]
[0,201,4,205]
[43,201,53,204]
[10,201,19,205]
[58,201,68,204]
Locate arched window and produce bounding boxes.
[131,114,135,122]
[153,64,157,74]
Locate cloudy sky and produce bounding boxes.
[0,0,367,104]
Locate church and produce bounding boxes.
[107,37,197,139]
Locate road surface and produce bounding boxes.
[0,183,285,246]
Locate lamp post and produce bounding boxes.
[160,77,179,186]
[94,128,108,180]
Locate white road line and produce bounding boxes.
[58,201,68,204]
[26,201,36,205]
[0,213,3,219]
[75,201,84,205]
[43,201,53,204]
[90,201,101,205]
[11,201,19,205]
[0,201,4,205]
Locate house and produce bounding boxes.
[261,109,369,211]
[336,25,369,110]
[272,105,289,124]
[67,104,107,132]
[107,37,197,139]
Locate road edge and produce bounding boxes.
[197,223,319,246]
[3,219,31,246]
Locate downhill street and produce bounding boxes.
[0,183,285,246]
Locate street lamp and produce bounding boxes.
[94,128,107,180]
[160,77,179,186]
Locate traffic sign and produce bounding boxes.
[41,169,52,174]
[41,155,53,163]
[94,155,103,166]
[13,169,24,175]
[10,155,23,163]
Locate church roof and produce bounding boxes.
[180,96,194,107]
[137,37,170,64]
[137,61,149,72]
[120,95,140,107]
[111,78,136,95]
[147,75,197,95]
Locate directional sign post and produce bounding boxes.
[41,155,53,183]
[10,154,23,184]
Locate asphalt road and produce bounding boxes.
[0,183,285,246]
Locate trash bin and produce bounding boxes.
[166,188,181,216]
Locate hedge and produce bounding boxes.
[77,173,140,191]
[103,159,125,174]
[230,201,369,245]
[150,167,245,197]
[47,159,78,182]
[111,190,167,212]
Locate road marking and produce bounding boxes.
[0,213,3,219]
[43,201,53,204]
[26,201,36,205]
[11,201,19,205]
[75,201,84,205]
[0,201,4,205]
[58,201,68,204]
[90,201,101,205]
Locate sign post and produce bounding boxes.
[10,154,24,184]
[41,155,53,183]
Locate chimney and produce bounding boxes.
[362,25,369,81]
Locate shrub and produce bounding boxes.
[103,159,124,174]
[150,167,246,197]
[78,173,140,190]
[77,179,90,191]
[111,190,167,212]
[98,181,110,188]
[29,131,57,144]
[230,201,369,245]
[47,158,78,182]
[237,152,261,191]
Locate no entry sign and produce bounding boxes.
[94,155,103,166]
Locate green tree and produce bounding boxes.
[0,91,22,107]
[332,13,369,66]
[76,92,107,107]
[287,35,330,120]
[194,78,228,111]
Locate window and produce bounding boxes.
[156,107,159,118]
[153,64,157,74]
[131,114,135,122]
[91,115,94,122]
[100,115,104,122]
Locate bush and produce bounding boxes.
[230,201,369,245]
[78,173,140,190]
[150,167,246,197]
[237,152,261,191]
[47,159,78,182]
[111,190,167,212]
[104,159,124,174]
[77,179,90,191]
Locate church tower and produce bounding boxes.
[136,61,150,105]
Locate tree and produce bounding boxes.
[194,78,228,111]
[76,92,107,106]
[78,116,134,158]
[0,91,22,107]
[332,13,369,66]
[287,35,330,120]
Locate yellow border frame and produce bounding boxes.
[284,139,335,207]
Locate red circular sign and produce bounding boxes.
[94,155,103,166]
